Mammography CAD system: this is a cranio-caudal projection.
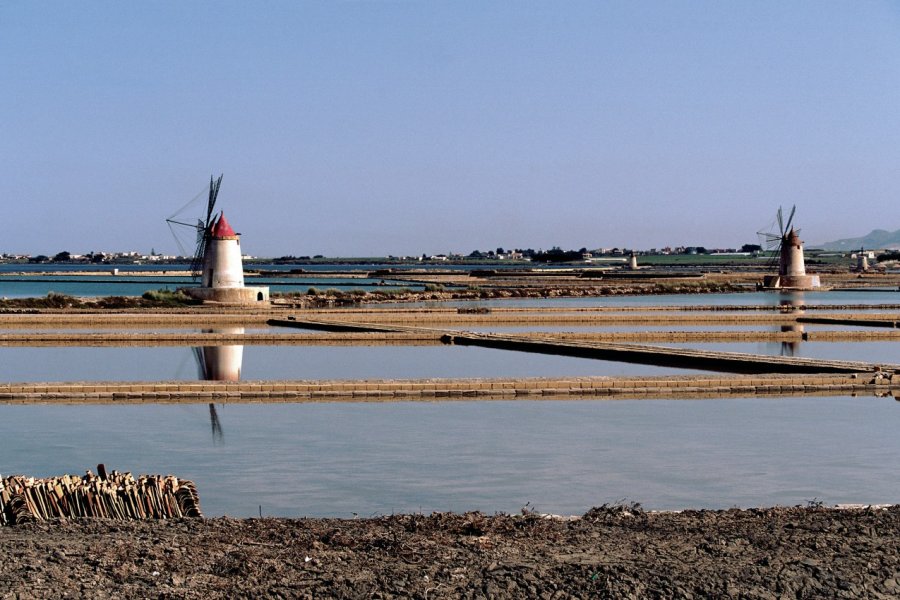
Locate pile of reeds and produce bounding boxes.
[0,465,201,525]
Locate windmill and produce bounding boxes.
[757,205,797,272]
[166,175,224,279]
[757,205,820,289]
[165,175,269,303]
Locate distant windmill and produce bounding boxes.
[757,205,820,290]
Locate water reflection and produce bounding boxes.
[778,323,804,357]
[194,328,244,381]
[0,345,698,382]
[208,404,224,444]
[193,328,245,445]
[773,292,805,357]
[777,290,805,311]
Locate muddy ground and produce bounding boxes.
[0,505,897,599]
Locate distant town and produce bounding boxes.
[0,242,894,266]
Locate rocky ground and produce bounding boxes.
[0,504,897,599]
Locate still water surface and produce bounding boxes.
[1,397,896,517]
[0,345,696,382]
[0,278,419,298]
[659,341,899,364]
[3,264,899,307]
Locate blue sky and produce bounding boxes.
[2,1,899,257]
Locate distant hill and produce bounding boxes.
[818,229,900,251]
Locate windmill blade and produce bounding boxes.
[190,247,205,277]
[163,174,224,278]
[783,205,796,234]
[764,236,782,250]
[188,174,224,279]
[166,220,192,257]
[191,229,210,278]
[191,221,210,277]
[757,229,782,250]
[209,403,224,443]
[196,219,206,244]
[205,174,223,229]
[192,347,208,380]
[166,179,219,259]
[204,177,215,230]
[766,236,784,270]
[756,212,779,247]
[776,207,784,236]
[167,185,210,222]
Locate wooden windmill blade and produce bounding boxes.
[165,174,223,279]
[189,174,224,278]
[757,205,795,271]
[757,206,783,250]
[782,205,796,235]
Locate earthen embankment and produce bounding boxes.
[2,373,897,403]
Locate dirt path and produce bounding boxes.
[1,505,897,599]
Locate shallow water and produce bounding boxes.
[3,263,899,306]
[1,397,896,517]
[0,263,426,298]
[0,344,697,383]
[468,324,890,333]
[0,277,420,298]
[657,341,900,364]
[1,274,897,517]
[0,326,319,335]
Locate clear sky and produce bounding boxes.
[2,1,900,257]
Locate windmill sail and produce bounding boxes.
[757,204,798,271]
[166,174,223,279]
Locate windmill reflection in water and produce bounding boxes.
[193,327,245,444]
[776,291,805,358]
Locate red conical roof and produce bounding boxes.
[210,212,236,238]
[786,227,801,246]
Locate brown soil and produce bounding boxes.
[1,505,897,599]
[283,283,749,309]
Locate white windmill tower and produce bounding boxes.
[758,205,821,290]
[167,175,269,304]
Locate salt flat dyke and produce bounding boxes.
[6,329,900,347]
[2,373,898,404]
[4,304,900,327]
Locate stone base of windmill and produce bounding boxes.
[186,285,270,305]
[761,275,821,290]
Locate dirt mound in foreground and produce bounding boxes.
[0,505,897,599]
